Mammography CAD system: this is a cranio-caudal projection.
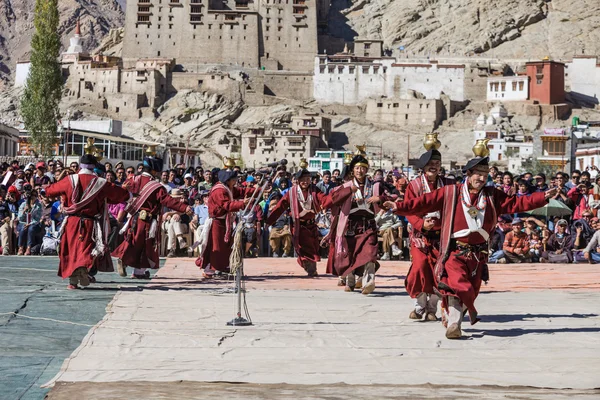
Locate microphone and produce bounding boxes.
[265,159,288,168]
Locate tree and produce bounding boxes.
[20,0,63,157]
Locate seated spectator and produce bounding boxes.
[0,187,14,255]
[502,218,531,263]
[17,189,43,255]
[190,191,209,248]
[489,215,512,264]
[528,231,543,262]
[583,223,600,263]
[541,219,574,263]
[375,208,403,260]
[162,189,191,257]
[268,194,292,257]
[523,216,545,236]
[534,173,548,192]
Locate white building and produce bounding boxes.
[14,62,31,88]
[568,56,600,106]
[307,150,348,174]
[240,114,331,170]
[486,76,529,101]
[313,54,465,105]
[0,123,19,157]
[473,112,533,167]
[62,19,89,63]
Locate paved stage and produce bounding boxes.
[35,257,600,399]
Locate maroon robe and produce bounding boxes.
[46,172,130,279]
[395,184,547,323]
[112,173,188,269]
[328,181,384,277]
[266,185,331,269]
[404,176,454,297]
[195,184,252,272]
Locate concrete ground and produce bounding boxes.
[42,258,600,399]
[0,256,159,400]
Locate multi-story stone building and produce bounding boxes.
[240,113,330,169]
[122,0,320,72]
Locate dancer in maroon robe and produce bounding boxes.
[113,157,192,279]
[404,149,454,321]
[195,169,252,278]
[328,155,386,295]
[266,169,332,276]
[45,155,130,289]
[385,156,556,339]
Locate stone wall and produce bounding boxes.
[263,72,313,100]
[313,58,466,105]
[365,98,443,129]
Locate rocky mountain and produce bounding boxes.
[335,0,600,59]
[0,0,124,87]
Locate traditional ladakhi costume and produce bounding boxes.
[112,157,189,278]
[404,149,455,321]
[45,155,130,289]
[327,155,385,295]
[266,169,332,276]
[195,169,253,278]
[392,156,548,338]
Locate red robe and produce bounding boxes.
[395,184,547,323]
[195,184,252,272]
[112,173,188,269]
[266,185,331,269]
[404,176,454,297]
[45,173,130,279]
[328,182,384,277]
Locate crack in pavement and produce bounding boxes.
[217,330,237,347]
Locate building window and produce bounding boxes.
[537,79,542,84]
[542,140,566,156]
[349,66,355,73]
[512,81,517,91]
[364,43,371,49]
[362,66,369,74]
[377,103,383,108]
[519,81,524,91]
[500,82,506,92]
[393,103,399,108]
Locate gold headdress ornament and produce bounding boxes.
[84,138,104,162]
[145,144,158,157]
[352,144,369,168]
[343,152,353,165]
[223,156,237,169]
[423,133,442,151]
[299,158,308,169]
[472,138,491,157]
[354,143,367,156]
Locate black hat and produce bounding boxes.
[462,156,489,174]
[218,169,237,183]
[417,149,442,169]
[94,163,106,174]
[295,169,311,180]
[349,155,369,170]
[80,154,98,165]
[143,157,164,172]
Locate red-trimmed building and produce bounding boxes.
[525,60,565,105]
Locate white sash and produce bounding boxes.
[421,174,442,219]
[350,178,374,214]
[451,184,489,242]
[296,186,312,212]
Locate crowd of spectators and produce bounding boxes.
[2,157,600,264]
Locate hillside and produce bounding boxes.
[0,0,123,87]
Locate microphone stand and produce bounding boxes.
[227,168,276,327]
